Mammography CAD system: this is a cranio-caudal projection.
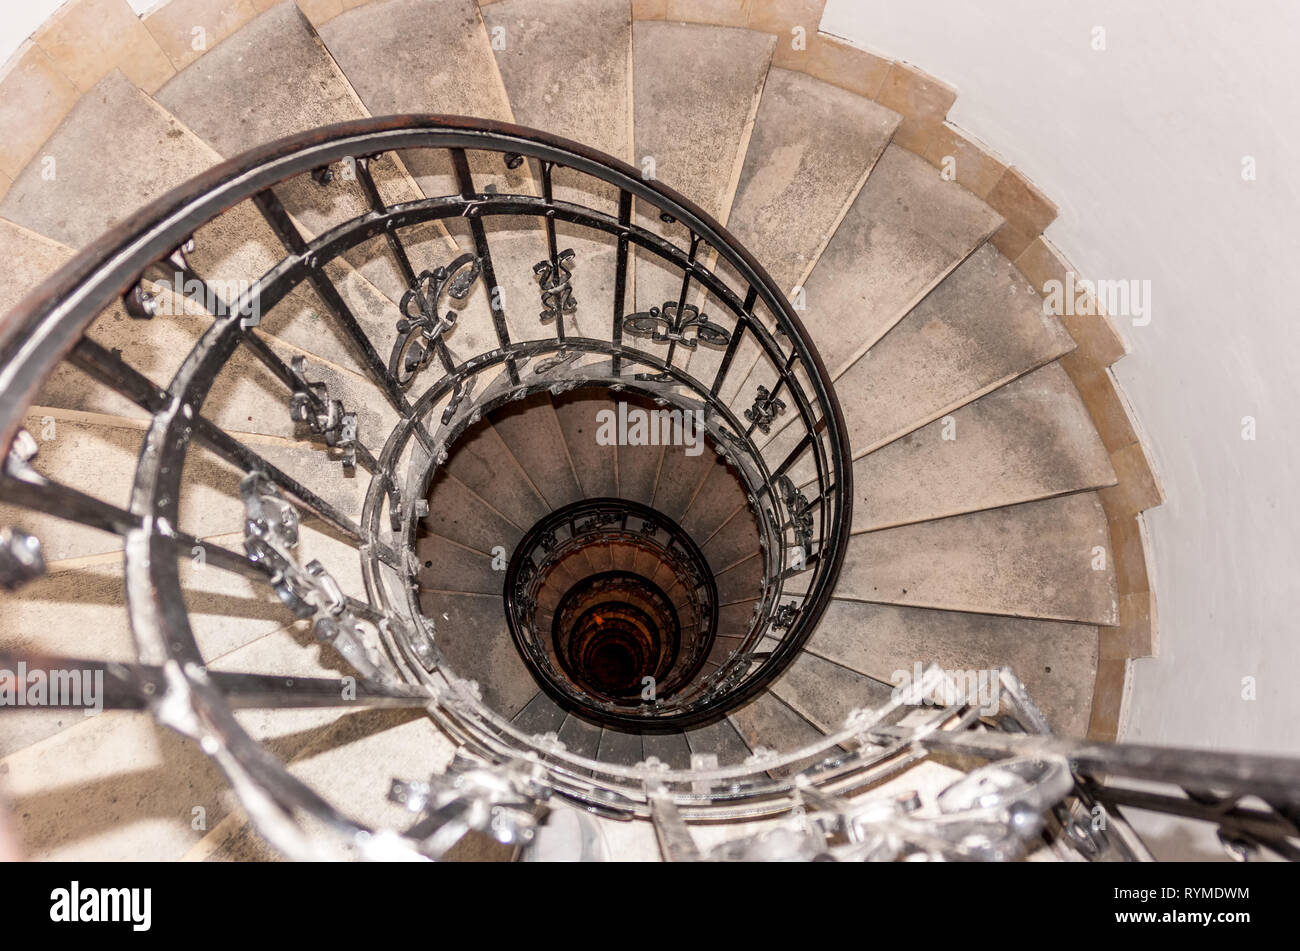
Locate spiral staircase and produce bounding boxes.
[0,0,1296,863]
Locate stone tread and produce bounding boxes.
[827,241,1077,458]
[792,144,1003,377]
[848,361,1117,532]
[805,599,1098,737]
[833,492,1120,625]
[727,67,900,295]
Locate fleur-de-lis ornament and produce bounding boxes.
[622,301,731,349]
[390,253,480,385]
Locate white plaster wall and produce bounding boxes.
[822,0,1300,856]
[1,0,69,68]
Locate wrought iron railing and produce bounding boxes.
[1,116,1296,862]
[0,115,853,854]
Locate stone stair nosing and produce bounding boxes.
[846,360,1118,533]
[728,144,1005,434]
[833,490,1120,627]
[688,64,902,393]
[804,240,1077,463]
[152,1,457,310]
[804,598,1099,738]
[630,19,775,348]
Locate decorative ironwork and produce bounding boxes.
[777,474,814,555]
[288,356,359,470]
[0,527,44,591]
[533,248,577,324]
[0,116,861,859]
[391,253,481,385]
[622,301,731,350]
[770,603,797,630]
[744,384,786,434]
[241,472,393,685]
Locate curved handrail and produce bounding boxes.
[0,116,854,848]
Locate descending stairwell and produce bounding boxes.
[0,0,1179,862]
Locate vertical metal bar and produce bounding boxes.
[450,148,519,385]
[539,160,565,343]
[711,285,756,396]
[352,156,420,290]
[664,232,702,367]
[612,190,632,377]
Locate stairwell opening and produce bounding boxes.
[412,388,772,732]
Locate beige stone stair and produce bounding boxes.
[849,361,1117,532]
[831,491,1119,625]
[0,0,1163,862]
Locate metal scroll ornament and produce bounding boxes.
[390,253,481,385]
[622,301,731,350]
[534,249,577,323]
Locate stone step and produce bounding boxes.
[154,1,448,309]
[700,504,762,576]
[632,21,774,331]
[483,0,633,341]
[786,144,1002,378]
[687,66,898,388]
[414,534,500,595]
[849,361,1116,532]
[556,712,602,768]
[678,456,748,545]
[633,21,774,226]
[805,599,1098,737]
[683,715,751,767]
[650,444,725,524]
[552,390,618,500]
[833,492,1119,626]
[0,74,404,412]
[442,416,552,531]
[768,650,893,733]
[715,552,763,607]
[415,589,537,719]
[595,726,643,767]
[726,691,826,777]
[641,729,692,769]
[511,690,568,737]
[422,468,524,555]
[615,441,663,507]
[729,68,900,295]
[489,393,584,510]
[824,242,1077,460]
